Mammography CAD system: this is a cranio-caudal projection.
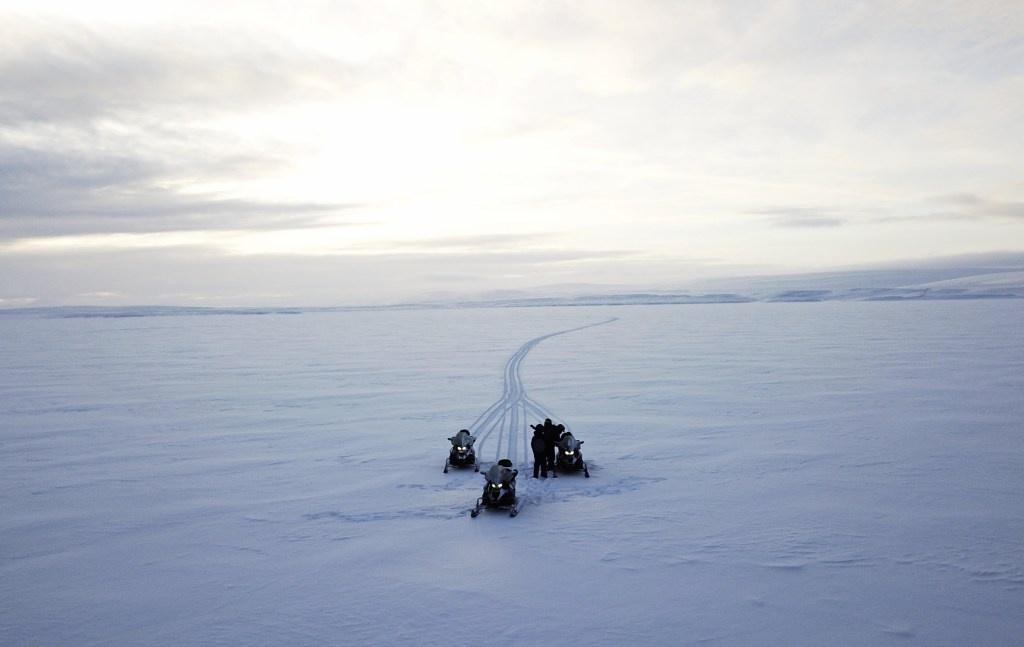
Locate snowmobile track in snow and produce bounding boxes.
[468,318,617,513]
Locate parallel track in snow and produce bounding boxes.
[470,318,617,469]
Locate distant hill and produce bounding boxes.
[4,254,1022,316]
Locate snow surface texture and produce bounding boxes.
[2,302,1023,645]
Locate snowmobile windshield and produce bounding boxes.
[451,430,474,447]
[485,464,514,485]
[559,433,580,451]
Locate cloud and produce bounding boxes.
[768,194,1024,227]
[0,220,629,265]
[0,145,362,239]
[76,291,122,299]
[749,207,847,228]
[874,193,1024,224]
[857,250,1024,272]
[770,215,847,228]
[0,296,37,307]
[0,21,355,126]
[929,193,984,207]
[926,193,1024,220]
[421,272,480,283]
[357,233,548,252]
[0,16,370,242]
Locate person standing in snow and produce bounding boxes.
[543,418,561,476]
[530,427,548,478]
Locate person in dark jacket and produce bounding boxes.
[543,418,561,476]
[530,427,548,478]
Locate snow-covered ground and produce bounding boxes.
[2,302,1022,646]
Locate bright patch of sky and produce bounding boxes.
[1,1,1022,305]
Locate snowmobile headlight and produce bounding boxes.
[458,446,467,451]
[564,450,574,455]
[490,483,500,488]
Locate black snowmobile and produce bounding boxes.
[471,459,519,517]
[444,429,478,473]
[555,431,589,477]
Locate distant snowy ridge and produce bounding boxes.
[0,305,308,318]
[419,270,1024,307]
[905,270,1024,289]
[3,266,1022,316]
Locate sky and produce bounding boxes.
[1,0,1022,306]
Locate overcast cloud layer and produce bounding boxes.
[1,1,1022,306]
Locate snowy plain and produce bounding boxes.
[2,301,1023,646]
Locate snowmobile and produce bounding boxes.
[444,429,478,473]
[470,459,519,517]
[555,432,589,477]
